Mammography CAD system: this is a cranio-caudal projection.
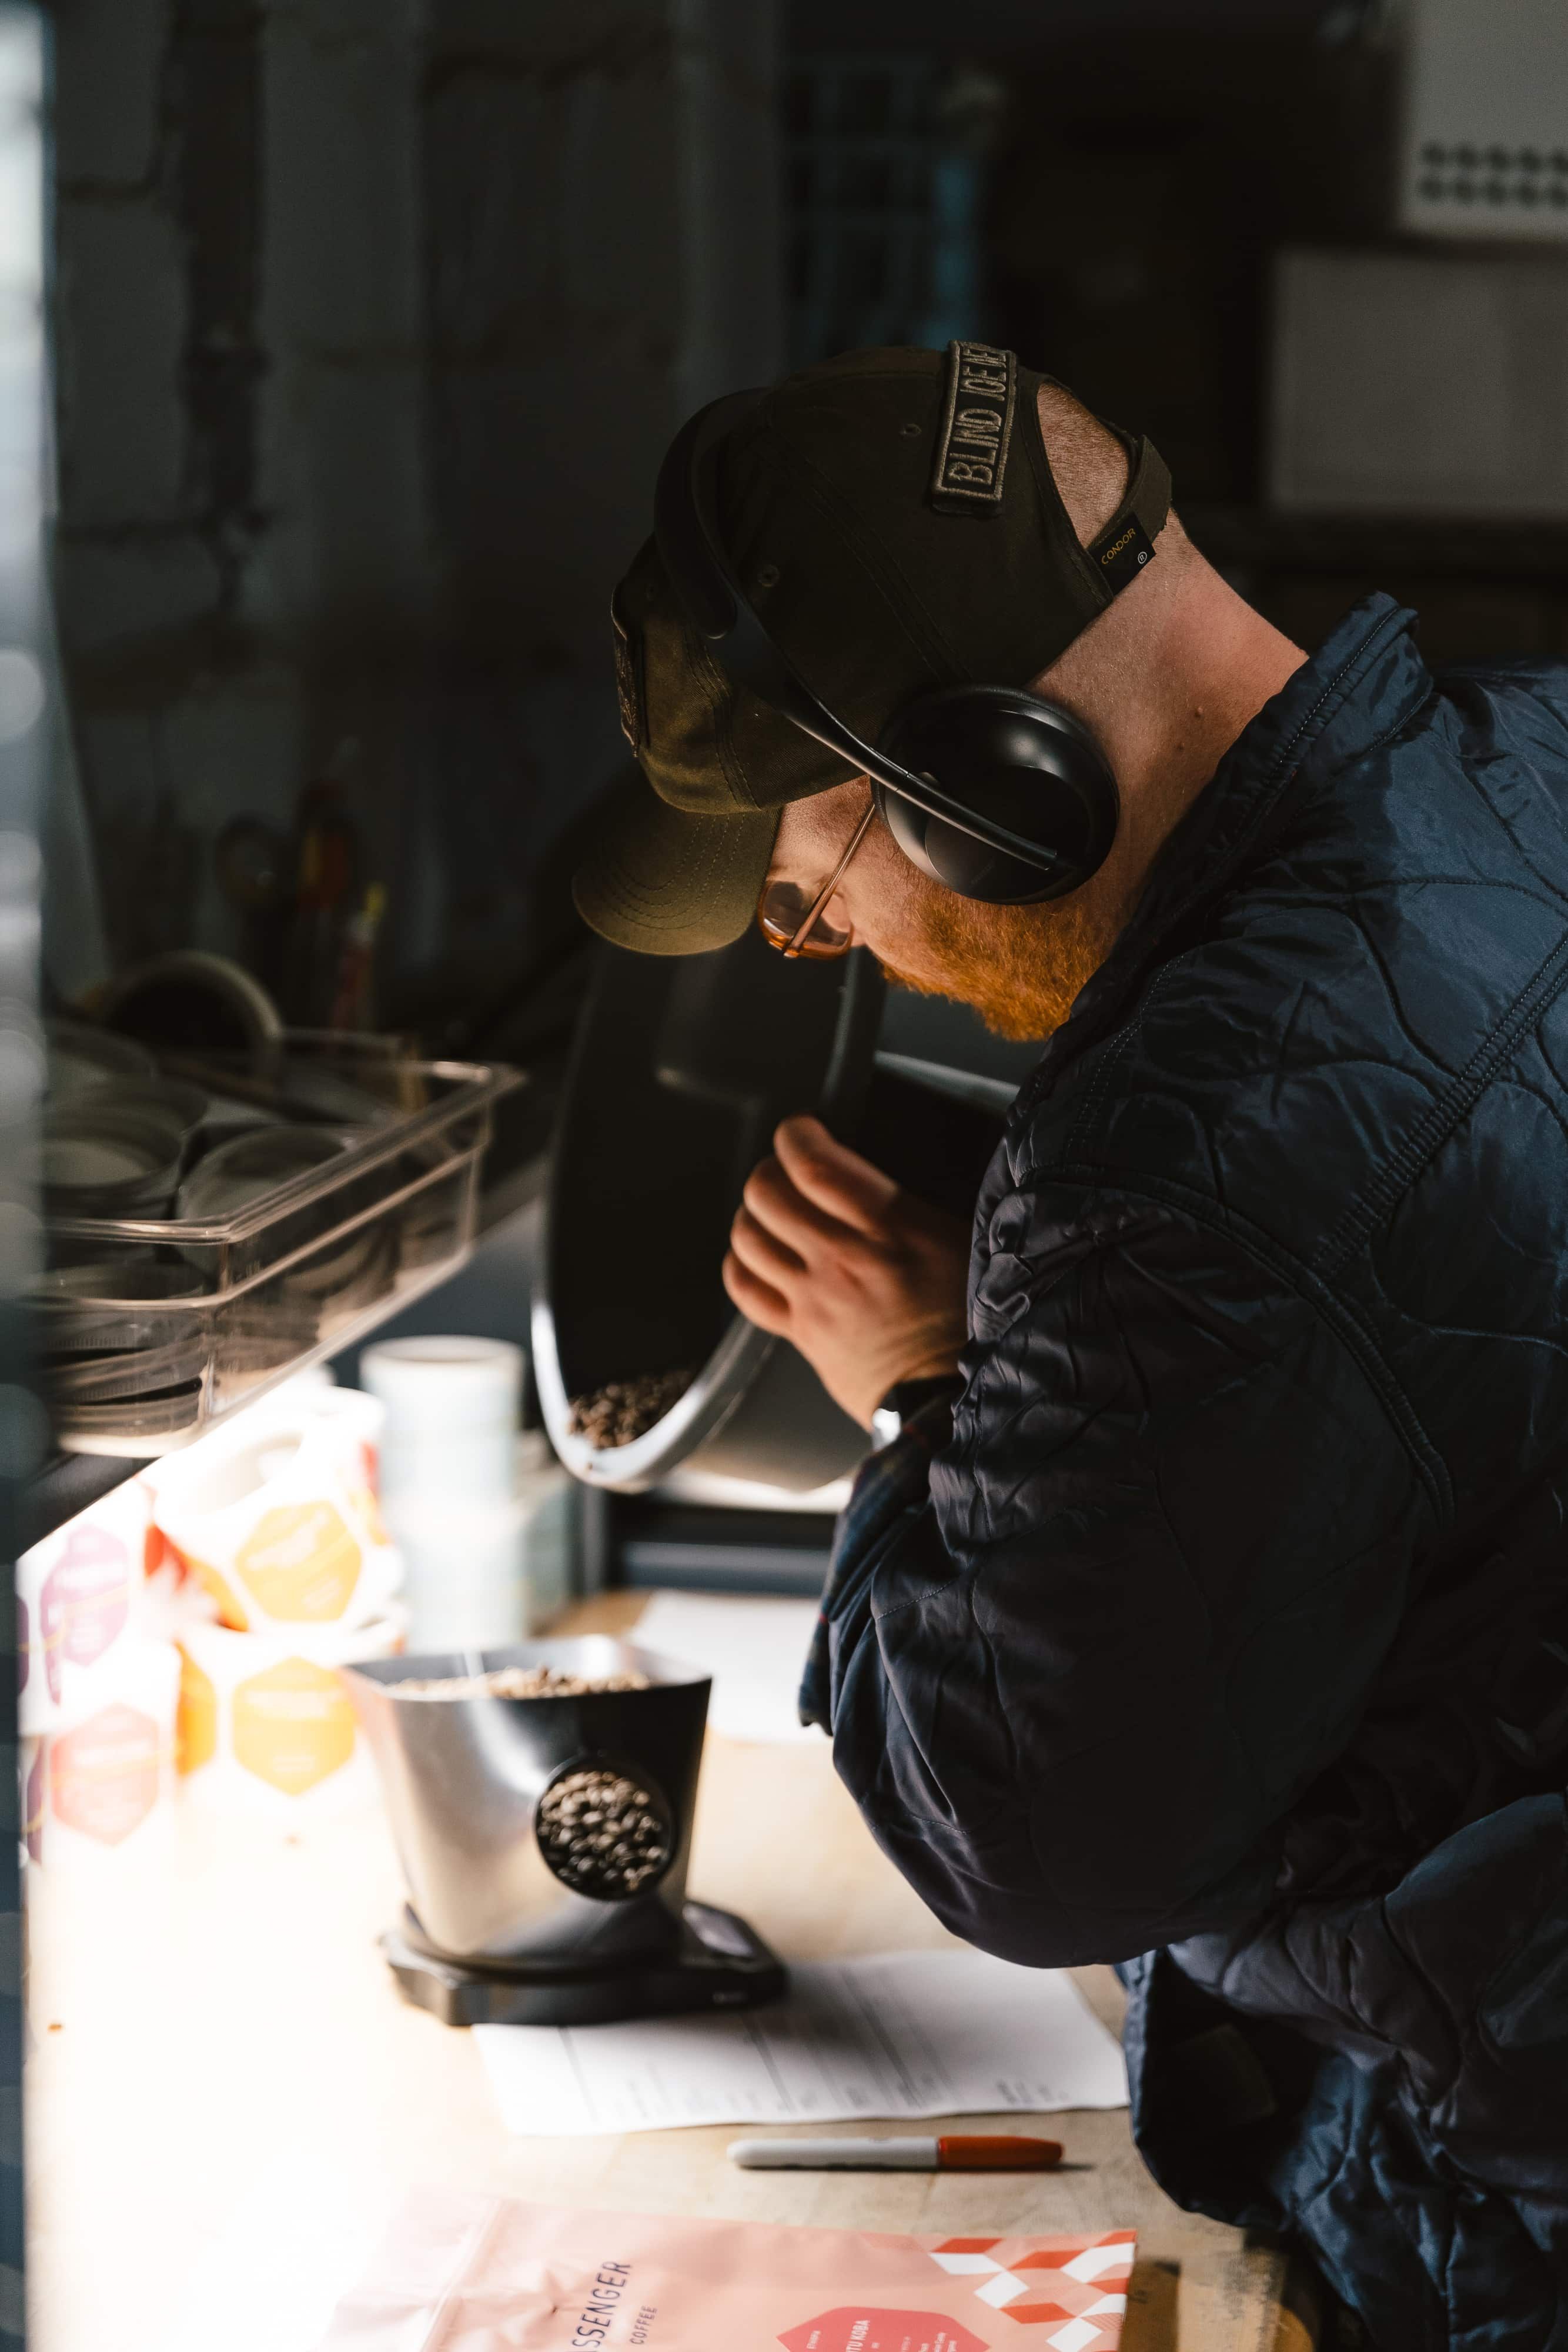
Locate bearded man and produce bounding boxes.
[573,345,1568,2350]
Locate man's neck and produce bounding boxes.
[1062,568,1307,946]
[1139,573,1308,801]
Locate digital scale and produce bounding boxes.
[383,1897,785,2028]
[343,1638,789,2030]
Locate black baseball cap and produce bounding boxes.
[574,343,1169,956]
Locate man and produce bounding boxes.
[575,345,1568,2348]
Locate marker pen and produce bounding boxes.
[727,2134,1064,2172]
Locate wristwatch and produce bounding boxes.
[871,1373,962,1449]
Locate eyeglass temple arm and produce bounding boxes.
[777,685,1061,875]
[785,801,877,953]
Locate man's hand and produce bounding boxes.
[723,1115,971,1429]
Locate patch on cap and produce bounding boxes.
[929,340,1017,514]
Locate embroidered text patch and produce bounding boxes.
[930,340,1017,514]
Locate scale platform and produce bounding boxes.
[383,1898,787,2028]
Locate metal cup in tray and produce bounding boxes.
[177,1124,350,1226]
[32,1257,213,1436]
[55,1384,204,1445]
[182,1127,396,1371]
[41,1328,210,1402]
[40,1103,184,1218]
[278,1217,396,1314]
[88,1077,210,1151]
[30,1259,209,1353]
[39,1034,521,1450]
[44,1021,156,1099]
[177,1124,377,1285]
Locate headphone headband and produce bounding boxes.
[654,393,1089,877]
[651,373,1166,886]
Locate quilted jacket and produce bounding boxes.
[803,597,1568,2348]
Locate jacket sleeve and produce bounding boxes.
[803,1180,1430,1967]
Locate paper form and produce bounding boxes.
[473,1947,1128,2136]
[631,1591,825,1744]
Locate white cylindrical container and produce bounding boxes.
[360,1337,521,1508]
[514,1431,577,1632]
[176,1602,407,1813]
[382,1499,526,1651]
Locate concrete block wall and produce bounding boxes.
[413,0,781,990]
[49,0,782,1000]
[426,0,780,634]
[54,0,292,968]
[258,0,431,640]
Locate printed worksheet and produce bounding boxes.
[473,1947,1128,2136]
[632,1591,825,1744]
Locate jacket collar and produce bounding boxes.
[1022,594,1430,1106]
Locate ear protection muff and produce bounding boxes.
[873,684,1119,906]
[653,368,1166,907]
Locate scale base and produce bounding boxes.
[383,1899,787,2027]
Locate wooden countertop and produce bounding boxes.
[25,1591,1314,2352]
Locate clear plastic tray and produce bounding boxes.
[35,1033,522,1454]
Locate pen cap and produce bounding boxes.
[938,2135,1062,2170]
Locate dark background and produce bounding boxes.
[41,0,1568,1125]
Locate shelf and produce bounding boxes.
[23,1041,534,1551]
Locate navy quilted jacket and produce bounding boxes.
[804,598,1568,2348]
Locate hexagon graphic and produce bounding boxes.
[51,1704,160,1845]
[779,2312,990,2352]
[51,1525,132,1667]
[235,1502,362,1622]
[24,1576,63,1703]
[176,1644,218,1775]
[232,1656,355,1795]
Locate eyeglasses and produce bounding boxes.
[756,804,875,960]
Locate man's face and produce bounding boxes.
[767,777,1113,1041]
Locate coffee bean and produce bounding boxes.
[568,1368,694,1449]
[535,1765,671,1900]
[392,1665,651,1702]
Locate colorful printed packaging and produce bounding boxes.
[316,2191,1134,2352]
[176,1601,407,1812]
[153,1407,396,1634]
[22,1638,180,1869]
[18,1475,153,1734]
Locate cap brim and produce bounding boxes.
[573,781,778,956]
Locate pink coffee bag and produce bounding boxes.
[314,2190,1134,2352]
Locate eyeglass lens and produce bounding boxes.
[758,878,854,954]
